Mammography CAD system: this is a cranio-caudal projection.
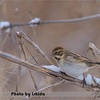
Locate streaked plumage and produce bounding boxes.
[52,46,100,78]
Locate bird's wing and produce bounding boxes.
[67,51,93,63]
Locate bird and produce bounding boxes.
[52,46,100,79]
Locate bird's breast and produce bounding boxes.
[59,59,89,78]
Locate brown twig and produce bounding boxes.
[23,79,65,100]
[17,35,38,90]
[16,31,54,65]
[0,50,99,91]
[0,50,77,82]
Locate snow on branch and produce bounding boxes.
[16,31,54,65]
[1,13,100,30]
[0,30,100,91]
[0,50,78,83]
[0,48,100,91]
[29,18,41,27]
[0,21,11,32]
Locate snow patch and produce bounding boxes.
[42,65,61,72]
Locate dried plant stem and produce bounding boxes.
[0,50,77,82]
[0,50,99,91]
[22,42,38,64]
[16,31,54,65]
[2,14,100,29]
[24,80,65,100]
[35,80,65,93]
[40,14,100,24]
[15,65,20,92]
[16,31,53,85]
[17,35,38,90]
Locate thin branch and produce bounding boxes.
[35,80,65,92]
[23,80,65,100]
[0,50,78,82]
[17,35,38,90]
[2,14,100,29]
[0,50,99,91]
[16,31,54,65]
[40,14,100,24]
[22,42,38,64]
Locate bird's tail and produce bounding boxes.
[95,62,100,65]
[87,61,100,65]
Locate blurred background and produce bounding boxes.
[0,0,100,100]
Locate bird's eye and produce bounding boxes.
[54,52,58,55]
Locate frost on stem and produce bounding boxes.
[42,65,62,72]
[29,18,41,27]
[0,21,11,33]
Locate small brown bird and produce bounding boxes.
[52,46,100,79]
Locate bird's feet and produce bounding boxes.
[60,71,67,76]
[82,78,86,87]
